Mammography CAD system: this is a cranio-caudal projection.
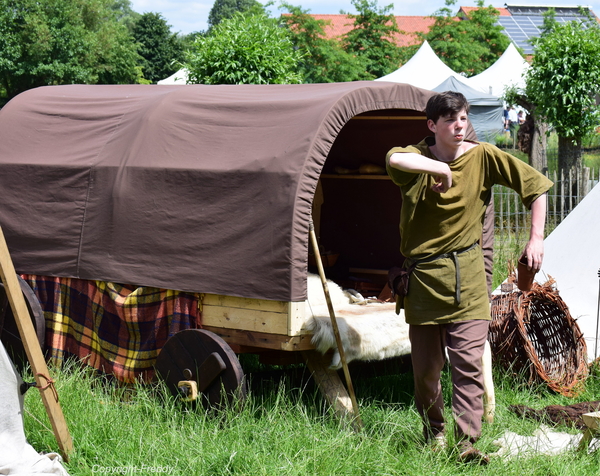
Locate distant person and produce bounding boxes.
[508,106,519,130]
[518,110,526,125]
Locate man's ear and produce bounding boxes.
[427,119,436,134]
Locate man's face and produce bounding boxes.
[427,109,469,148]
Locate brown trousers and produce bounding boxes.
[409,319,490,443]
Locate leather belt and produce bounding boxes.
[408,242,479,305]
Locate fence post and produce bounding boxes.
[560,169,565,222]
[583,167,590,197]
[499,188,503,232]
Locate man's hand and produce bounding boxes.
[431,171,452,194]
[521,237,544,272]
[388,152,453,194]
[521,194,548,272]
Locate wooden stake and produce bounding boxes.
[0,227,73,461]
[308,219,362,430]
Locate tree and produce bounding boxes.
[185,12,303,85]
[207,0,265,29]
[341,0,402,79]
[0,0,144,105]
[421,0,510,76]
[132,12,184,83]
[503,85,549,172]
[280,3,370,83]
[526,16,600,173]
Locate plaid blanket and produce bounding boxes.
[22,275,201,383]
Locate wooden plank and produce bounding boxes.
[202,304,290,334]
[286,301,306,336]
[203,293,289,313]
[578,412,600,451]
[202,294,310,337]
[302,350,360,431]
[583,412,600,430]
[203,326,314,351]
[0,227,73,460]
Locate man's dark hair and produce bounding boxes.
[425,91,470,123]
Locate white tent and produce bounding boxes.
[157,68,189,85]
[468,43,529,96]
[375,41,470,90]
[539,183,600,360]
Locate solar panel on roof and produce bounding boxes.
[497,12,591,55]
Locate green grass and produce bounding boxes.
[492,229,539,290]
[21,356,600,475]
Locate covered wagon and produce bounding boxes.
[0,82,478,411]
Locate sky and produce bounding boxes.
[129,0,600,35]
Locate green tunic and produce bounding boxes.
[386,139,553,325]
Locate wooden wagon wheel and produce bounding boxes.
[155,329,247,409]
[0,275,46,369]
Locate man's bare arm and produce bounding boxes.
[522,193,547,272]
[388,152,452,193]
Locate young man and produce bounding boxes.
[386,92,552,464]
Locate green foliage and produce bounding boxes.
[280,3,370,83]
[185,12,303,85]
[207,0,265,29]
[422,0,511,76]
[0,0,144,105]
[526,19,600,143]
[132,12,184,83]
[341,0,402,79]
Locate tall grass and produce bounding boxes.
[20,355,600,475]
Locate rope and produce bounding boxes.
[36,373,59,402]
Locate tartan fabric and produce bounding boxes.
[22,275,202,383]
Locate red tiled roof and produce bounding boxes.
[299,7,508,48]
[459,6,511,16]
[308,14,436,47]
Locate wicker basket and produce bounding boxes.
[489,278,588,397]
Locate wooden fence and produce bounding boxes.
[494,166,600,235]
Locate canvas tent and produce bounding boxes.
[157,68,189,84]
[0,82,463,303]
[432,76,504,142]
[468,43,529,96]
[538,183,600,360]
[375,41,471,90]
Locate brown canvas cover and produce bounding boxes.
[0,82,443,302]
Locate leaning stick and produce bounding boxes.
[308,219,362,430]
[0,227,73,460]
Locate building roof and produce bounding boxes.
[308,14,436,47]
[310,5,597,53]
[459,6,511,17]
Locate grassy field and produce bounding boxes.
[21,348,600,475]
[20,229,598,475]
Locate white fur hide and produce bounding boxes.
[304,274,495,422]
[305,274,410,369]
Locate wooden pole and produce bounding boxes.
[0,227,73,460]
[308,219,362,430]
